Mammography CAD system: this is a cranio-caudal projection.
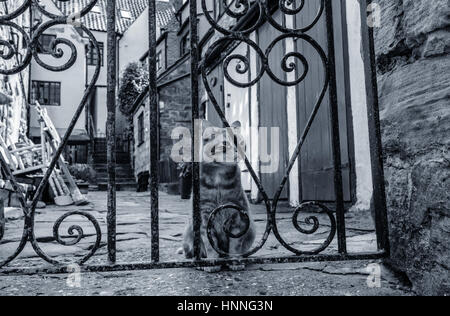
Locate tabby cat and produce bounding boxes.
[182,120,256,271]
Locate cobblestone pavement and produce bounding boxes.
[0,191,413,296]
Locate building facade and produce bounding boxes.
[130,0,374,210]
[28,0,149,165]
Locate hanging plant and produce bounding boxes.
[118,62,149,115]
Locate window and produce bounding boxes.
[120,10,132,19]
[137,112,145,145]
[37,34,56,54]
[156,51,163,71]
[92,5,102,14]
[180,33,190,57]
[86,41,104,66]
[31,81,61,106]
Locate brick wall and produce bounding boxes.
[164,18,181,67]
[159,72,191,160]
[132,0,191,183]
[132,58,191,182]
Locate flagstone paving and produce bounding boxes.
[0,191,413,296]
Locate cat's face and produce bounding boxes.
[201,120,246,164]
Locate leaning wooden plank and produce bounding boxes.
[12,165,45,176]
[7,136,25,171]
[51,173,73,207]
[52,172,63,196]
[44,133,88,205]
[59,160,88,205]
[0,135,17,171]
[10,144,41,154]
[56,169,71,196]
[36,102,61,143]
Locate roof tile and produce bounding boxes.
[52,0,175,34]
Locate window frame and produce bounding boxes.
[180,32,190,57]
[37,34,57,55]
[86,41,104,66]
[137,112,145,146]
[120,10,132,19]
[156,50,163,71]
[31,80,61,106]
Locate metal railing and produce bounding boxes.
[0,0,389,275]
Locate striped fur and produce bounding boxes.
[183,121,255,261]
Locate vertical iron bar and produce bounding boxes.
[190,0,201,260]
[325,0,347,254]
[148,0,160,262]
[106,0,117,264]
[360,0,390,254]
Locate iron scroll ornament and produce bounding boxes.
[0,0,102,267]
[200,0,337,257]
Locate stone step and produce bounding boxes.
[97,182,137,192]
[94,168,134,177]
[93,165,133,172]
[94,172,134,178]
[93,166,133,172]
[96,177,135,182]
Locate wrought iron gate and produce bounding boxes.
[0,0,389,275]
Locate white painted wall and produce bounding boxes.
[118,7,152,76]
[249,31,260,201]
[285,11,300,207]
[345,0,373,211]
[86,30,108,136]
[95,87,108,137]
[224,43,251,191]
[87,30,108,87]
[29,1,126,139]
[30,0,87,134]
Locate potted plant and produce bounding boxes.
[67,164,96,194]
[179,162,192,200]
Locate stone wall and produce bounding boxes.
[133,56,191,182]
[374,0,449,295]
[165,18,181,67]
[159,74,191,162]
[133,100,150,178]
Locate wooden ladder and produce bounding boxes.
[35,102,88,205]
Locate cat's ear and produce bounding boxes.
[231,121,241,128]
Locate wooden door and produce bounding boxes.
[258,11,289,199]
[295,0,353,202]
